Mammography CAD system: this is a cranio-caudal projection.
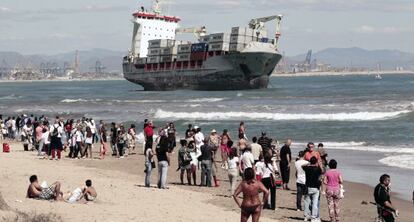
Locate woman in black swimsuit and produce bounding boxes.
[233,168,269,222]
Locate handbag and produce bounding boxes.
[151,161,156,169]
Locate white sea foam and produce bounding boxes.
[379,155,414,170]
[184,98,226,103]
[61,99,88,103]
[292,142,414,154]
[60,99,166,103]
[154,109,411,121]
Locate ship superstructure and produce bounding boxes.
[123,0,284,91]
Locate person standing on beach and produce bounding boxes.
[127,124,136,156]
[200,138,213,187]
[156,133,170,189]
[144,121,154,151]
[295,151,308,211]
[99,120,107,159]
[178,139,192,185]
[194,126,204,151]
[110,122,118,156]
[49,120,63,160]
[261,154,278,210]
[279,138,292,190]
[240,145,254,175]
[185,124,193,139]
[251,137,262,164]
[304,142,321,162]
[188,140,199,185]
[374,174,398,222]
[144,144,154,187]
[208,129,220,187]
[117,125,127,158]
[227,148,239,194]
[35,122,44,156]
[220,129,231,169]
[74,125,84,158]
[302,156,323,222]
[233,168,269,222]
[257,132,272,157]
[238,121,247,140]
[324,159,343,222]
[84,126,93,159]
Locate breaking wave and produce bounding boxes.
[379,155,414,170]
[184,98,226,103]
[293,141,414,154]
[154,109,411,121]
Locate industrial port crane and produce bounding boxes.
[175,26,207,42]
[248,15,283,49]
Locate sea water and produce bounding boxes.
[0,74,413,200]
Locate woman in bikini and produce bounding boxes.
[233,168,269,222]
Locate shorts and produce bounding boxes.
[39,186,55,200]
[180,164,191,171]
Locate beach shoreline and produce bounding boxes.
[0,78,124,83]
[272,70,414,77]
[1,141,412,222]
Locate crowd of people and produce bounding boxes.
[1,114,401,222]
[0,114,140,160]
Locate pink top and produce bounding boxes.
[325,169,342,191]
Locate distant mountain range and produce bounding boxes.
[1,47,413,72]
[289,47,414,70]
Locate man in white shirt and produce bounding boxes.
[295,151,309,211]
[240,145,254,172]
[194,126,204,149]
[250,136,263,163]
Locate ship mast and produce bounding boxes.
[152,0,162,14]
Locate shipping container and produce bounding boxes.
[259,37,269,43]
[231,27,255,37]
[190,52,207,61]
[177,44,192,53]
[208,42,230,52]
[148,39,175,48]
[177,53,191,62]
[209,33,230,43]
[160,46,178,55]
[229,43,248,52]
[199,35,210,43]
[230,35,257,44]
[137,58,147,64]
[160,55,177,63]
[191,43,208,52]
[147,56,160,64]
[147,48,161,56]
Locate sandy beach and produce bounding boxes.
[1,142,413,222]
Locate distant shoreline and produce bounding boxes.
[272,70,414,77]
[0,78,125,83]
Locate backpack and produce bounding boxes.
[51,125,59,137]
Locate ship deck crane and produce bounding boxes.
[248,15,283,49]
[175,26,207,42]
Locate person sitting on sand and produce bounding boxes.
[26,175,63,201]
[82,179,97,201]
[233,167,269,222]
[64,179,97,203]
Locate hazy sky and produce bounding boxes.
[0,0,413,56]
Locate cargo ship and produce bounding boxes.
[122,0,283,91]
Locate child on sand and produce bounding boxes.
[83,179,97,201]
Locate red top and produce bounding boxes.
[144,125,154,137]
